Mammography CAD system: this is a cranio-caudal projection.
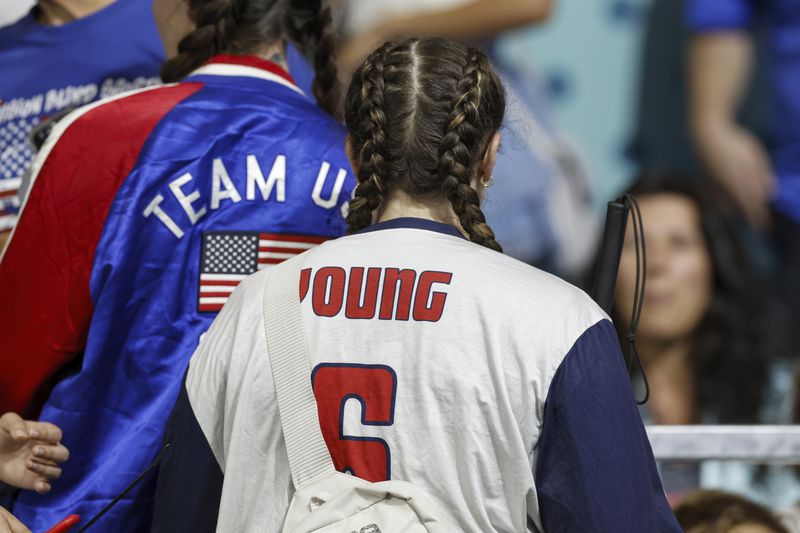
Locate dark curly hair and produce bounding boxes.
[160,0,340,117]
[343,37,506,251]
[613,173,769,423]
[674,490,788,533]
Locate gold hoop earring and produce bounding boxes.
[480,175,494,188]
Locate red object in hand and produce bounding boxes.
[45,514,80,533]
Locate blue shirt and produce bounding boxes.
[687,0,800,222]
[0,0,164,232]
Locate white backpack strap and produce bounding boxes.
[263,257,336,489]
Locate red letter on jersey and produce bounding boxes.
[379,268,415,321]
[345,267,381,319]
[311,363,397,482]
[312,267,346,317]
[413,271,453,322]
[300,268,311,302]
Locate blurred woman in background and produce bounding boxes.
[615,173,768,426]
[613,173,799,506]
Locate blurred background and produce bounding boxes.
[3,0,799,531]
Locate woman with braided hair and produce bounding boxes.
[156,37,680,531]
[0,0,354,530]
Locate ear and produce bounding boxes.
[345,135,361,180]
[472,132,501,196]
[480,132,501,179]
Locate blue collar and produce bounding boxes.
[355,217,465,239]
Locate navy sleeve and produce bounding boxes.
[535,320,681,532]
[151,376,223,533]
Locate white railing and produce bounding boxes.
[646,426,800,463]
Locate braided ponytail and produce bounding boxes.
[344,43,394,232]
[161,0,236,83]
[437,49,502,252]
[285,0,341,118]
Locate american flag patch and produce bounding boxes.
[0,178,21,234]
[198,231,327,312]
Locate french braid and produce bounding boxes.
[437,49,502,252]
[285,0,341,118]
[344,42,395,232]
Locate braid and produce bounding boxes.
[345,43,394,233]
[161,0,236,83]
[285,0,341,118]
[437,49,502,252]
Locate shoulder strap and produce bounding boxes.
[263,257,336,489]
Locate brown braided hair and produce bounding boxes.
[344,38,505,252]
[160,0,341,117]
[284,0,340,118]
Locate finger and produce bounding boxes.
[32,443,69,464]
[29,457,59,468]
[0,510,31,533]
[0,413,29,441]
[25,459,61,480]
[33,479,52,495]
[24,421,62,444]
[18,468,55,494]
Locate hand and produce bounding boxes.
[0,413,69,494]
[694,121,775,229]
[0,507,30,533]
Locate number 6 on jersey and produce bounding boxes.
[311,363,397,482]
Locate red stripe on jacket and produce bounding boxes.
[0,83,202,415]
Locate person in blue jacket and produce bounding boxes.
[0,0,353,530]
[0,0,165,247]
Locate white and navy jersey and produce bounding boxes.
[153,218,681,532]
